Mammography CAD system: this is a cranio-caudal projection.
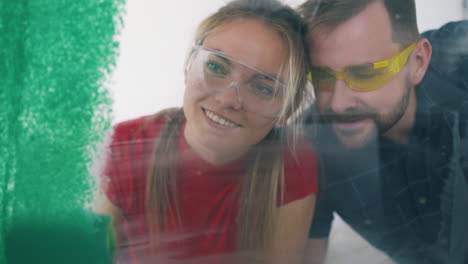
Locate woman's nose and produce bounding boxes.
[213,82,243,110]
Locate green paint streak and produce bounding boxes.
[0,0,124,263]
[6,213,115,264]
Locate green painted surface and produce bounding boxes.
[0,0,124,263]
[5,213,115,264]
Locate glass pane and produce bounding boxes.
[2,1,467,263]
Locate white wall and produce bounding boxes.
[465,0,468,18]
[110,0,227,123]
[415,0,463,32]
[110,0,464,123]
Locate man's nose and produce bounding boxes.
[214,82,243,110]
[329,80,358,113]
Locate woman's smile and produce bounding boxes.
[203,108,241,128]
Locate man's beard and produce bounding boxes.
[319,76,412,136]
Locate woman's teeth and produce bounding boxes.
[205,110,238,127]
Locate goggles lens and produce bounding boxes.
[186,46,285,117]
[309,42,417,92]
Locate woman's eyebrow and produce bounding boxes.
[211,48,280,80]
[209,48,232,66]
[252,73,276,81]
[213,53,233,66]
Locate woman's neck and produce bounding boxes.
[183,126,249,166]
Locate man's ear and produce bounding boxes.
[409,38,432,86]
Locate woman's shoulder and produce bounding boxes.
[112,108,181,142]
[102,109,182,213]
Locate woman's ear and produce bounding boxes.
[409,38,432,86]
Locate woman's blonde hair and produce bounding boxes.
[146,0,312,258]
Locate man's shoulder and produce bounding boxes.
[422,20,468,85]
[422,20,468,43]
[418,21,468,112]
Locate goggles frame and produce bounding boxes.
[190,45,287,86]
[308,42,417,92]
[186,45,288,117]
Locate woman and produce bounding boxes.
[95,0,317,263]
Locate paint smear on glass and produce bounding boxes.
[0,0,124,263]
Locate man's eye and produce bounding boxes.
[311,68,334,80]
[353,71,378,79]
[348,65,382,79]
[205,61,227,75]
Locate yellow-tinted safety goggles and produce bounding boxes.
[308,42,417,92]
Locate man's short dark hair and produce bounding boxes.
[299,0,420,47]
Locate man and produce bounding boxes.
[299,0,468,263]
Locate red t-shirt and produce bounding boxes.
[102,113,318,263]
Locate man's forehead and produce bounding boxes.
[307,2,398,69]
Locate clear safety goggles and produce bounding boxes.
[186,45,286,117]
[308,42,417,92]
